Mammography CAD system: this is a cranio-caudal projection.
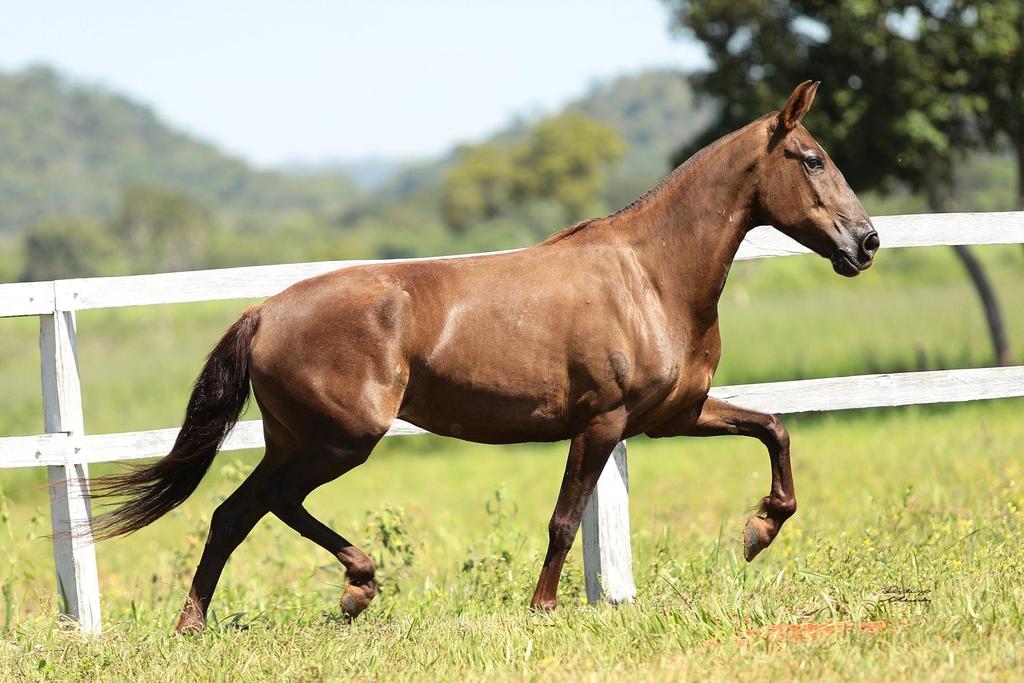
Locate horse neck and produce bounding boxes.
[613,123,766,323]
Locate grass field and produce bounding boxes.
[1,246,1023,680]
[1,401,1022,680]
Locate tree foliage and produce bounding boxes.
[441,113,625,232]
[441,144,519,233]
[20,216,115,281]
[566,69,716,209]
[670,1,984,196]
[933,1,1023,206]
[667,0,1018,364]
[110,185,212,273]
[518,113,627,220]
[19,186,214,278]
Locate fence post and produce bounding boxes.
[581,441,636,604]
[40,308,101,633]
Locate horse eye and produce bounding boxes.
[804,155,824,172]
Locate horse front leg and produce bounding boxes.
[650,396,796,562]
[530,411,625,610]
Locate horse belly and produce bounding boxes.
[398,355,572,444]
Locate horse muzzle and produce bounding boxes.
[832,222,879,277]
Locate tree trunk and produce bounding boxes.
[951,245,1015,366]
[927,184,1014,367]
[1016,142,1024,261]
[1017,140,1024,210]
[1015,141,1024,262]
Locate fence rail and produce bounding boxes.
[1,211,1022,632]
[4,365,1024,470]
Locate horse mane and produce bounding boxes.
[539,113,775,247]
[540,218,600,246]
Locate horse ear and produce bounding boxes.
[778,80,820,131]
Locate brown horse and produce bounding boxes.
[91,81,878,633]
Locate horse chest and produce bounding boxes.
[669,353,716,403]
[641,324,721,413]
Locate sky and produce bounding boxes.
[0,0,707,168]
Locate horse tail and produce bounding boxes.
[89,304,262,540]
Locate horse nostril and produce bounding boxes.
[862,230,880,254]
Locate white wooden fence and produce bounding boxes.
[1,211,1023,633]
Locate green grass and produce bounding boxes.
[1,401,1022,680]
[1,246,1023,680]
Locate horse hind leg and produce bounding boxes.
[265,437,385,620]
[176,455,282,634]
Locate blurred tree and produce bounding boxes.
[940,1,1023,209]
[110,185,211,273]
[566,70,717,210]
[441,144,518,233]
[21,216,114,280]
[515,113,627,221]
[667,0,1015,365]
[441,113,624,232]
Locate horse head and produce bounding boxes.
[755,81,879,277]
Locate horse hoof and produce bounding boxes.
[175,617,206,635]
[340,582,376,620]
[743,517,773,562]
[529,598,557,612]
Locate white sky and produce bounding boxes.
[0,1,706,167]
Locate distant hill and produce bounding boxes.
[333,158,411,190]
[0,66,361,232]
[0,66,712,245]
[363,70,716,208]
